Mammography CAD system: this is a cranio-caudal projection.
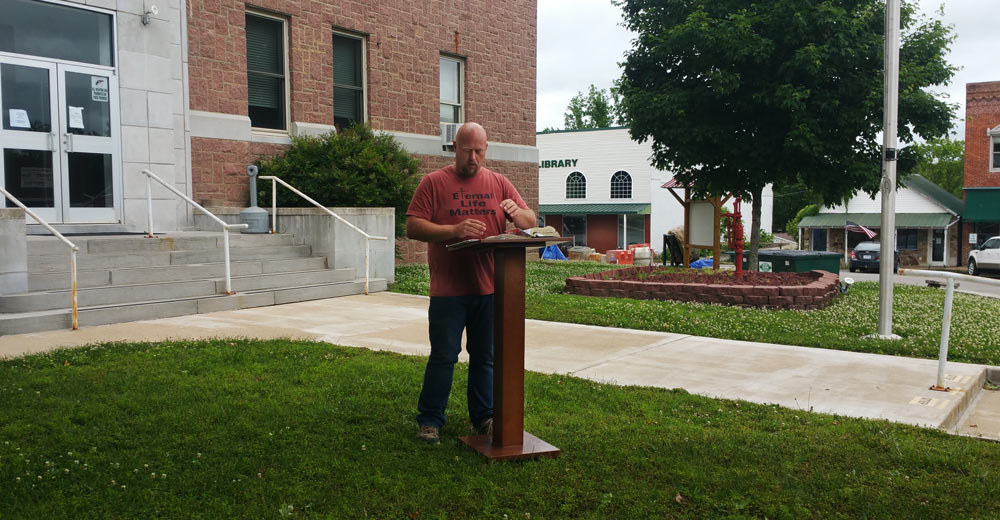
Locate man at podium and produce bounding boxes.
[405,122,536,444]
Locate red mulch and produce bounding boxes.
[607,268,820,286]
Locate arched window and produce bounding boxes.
[565,171,586,199]
[610,170,632,199]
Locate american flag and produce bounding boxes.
[846,220,877,239]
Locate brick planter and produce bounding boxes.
[564,266,840,310]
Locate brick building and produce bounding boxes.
[1,0,538,262]
[961,81,1000,260]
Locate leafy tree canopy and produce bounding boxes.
[616,0,956,266]
[617,0,955,201]
[907,136,964,198]
[564,85,621,130]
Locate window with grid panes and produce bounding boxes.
[245,13,286,130]
[333,32,365,130]
[897,229,918,250]
[565,171,586,199]
[610,170,632,199]
[440,56,463,123]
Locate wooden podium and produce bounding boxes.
[447,236,567,461]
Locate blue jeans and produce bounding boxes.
[416,294,494,429]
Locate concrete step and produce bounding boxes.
[0,279,219,312]
[28,256,328,291]
[169,244,313,264]
[224,268,355,292]
[26,232,294,256]
[953,367,1000,441]
[27,244,313,273]
[0,278,388,335]
[30,251,173,273]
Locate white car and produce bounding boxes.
[968,236,1000,276]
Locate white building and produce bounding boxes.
[537,127,772,254]
[798,174,962,267]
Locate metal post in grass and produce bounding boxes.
[933,277,955,391]
[877,0,901,339]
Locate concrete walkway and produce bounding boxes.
[1,292,996,439]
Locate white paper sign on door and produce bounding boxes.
[69,106,85,129]
[9,109,31,128]
[91,77,109,102]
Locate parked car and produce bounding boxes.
[968,235,1000,276]
[849,241,899,273]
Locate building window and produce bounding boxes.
[2,0,114,66]
[897,229,918,250]
[562,216,587,247]
[333,31,365,131]
[992,137,1000,170]
[246,12,287,131]
[440,56,463,123]
[610,170,632,199]
[811,228,827,251]
[617,214,645,248]
[566,171,586,199]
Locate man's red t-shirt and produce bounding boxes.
[406,165,528,297]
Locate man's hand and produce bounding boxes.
[500,199,536,230]
[500,199,521,219]
[452,218,487,239]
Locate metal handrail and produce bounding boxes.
[898,269,1000,390]
[0,187,79,330]
[259,175,387,295]
[141,169,248,294]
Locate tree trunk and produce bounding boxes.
[748,185,763,271]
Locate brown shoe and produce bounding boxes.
[417,425,440,444]
[475,417,493,436]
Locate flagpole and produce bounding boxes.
[877,0,901,339]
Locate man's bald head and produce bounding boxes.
[453,122,488,177]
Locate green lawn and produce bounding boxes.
[2,339,1000,519]
[392,262,1000,365]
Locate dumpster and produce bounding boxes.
[741,250,841,273]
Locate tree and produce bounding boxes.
[615,0,956,269]
[908,137,964,198]
[773,181,823,235]
[564,85,619,129]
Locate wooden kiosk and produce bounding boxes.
[661,179,733,269]
[447,236,567,461]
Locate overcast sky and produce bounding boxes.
[536,0,998,140]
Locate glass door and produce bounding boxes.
[0,57,59,222]
[0,57,120,223]
[56,63,120,222]
[932,229,944,263]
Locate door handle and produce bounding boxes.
[48,133,57,151]
[62,133,74,153]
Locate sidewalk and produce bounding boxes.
[0,291,995,438]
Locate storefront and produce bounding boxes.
[798,175,962,267]
[537,126,771,254]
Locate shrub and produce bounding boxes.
[255,125,422,236]
[785,204,820,237]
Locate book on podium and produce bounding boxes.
[447,232,569,461]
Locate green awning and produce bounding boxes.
[963,189,1000,223]
[798,213,954,229]
[538,203,651,215]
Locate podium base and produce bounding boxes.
[457,431,561,461]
